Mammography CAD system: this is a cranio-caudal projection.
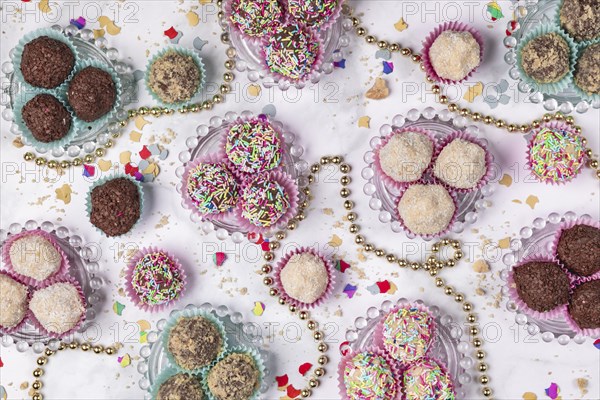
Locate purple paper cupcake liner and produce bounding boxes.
[526,121,588,185]
[550,217,600,282]
[421,21,485,85]
[273,246,336,310]
[282,0,346,32]
[372,127,438,191]
[124,247,187,313]
[400,356,456,400]
[563,278,600,338]
[393,181,459,240]
[235,170,299,235]
[224,0,287,45]
[0,270,31,335]
[373,302,437,365]
[28,275,87,339]
[260,22,326,86]
[431,131,494,194]
[337,346,403,400]
[181,152,240,223]
[2,229,71,287]
[507,254,570,320]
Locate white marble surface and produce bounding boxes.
[1,1,599,399]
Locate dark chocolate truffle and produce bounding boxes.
[512,261,570,312]
[21,94,72,143]
[568,280,600,329]
[574,43,600,96]
[156,373,204,400]
[207,353,259,400]
[520,33,571,84]
[20,36,75,89]
[559,0,600,42]
[67,66,116,122]
[89,178,141,237]
[556,224,600,277]
[167,316,223,371]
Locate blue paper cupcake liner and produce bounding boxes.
[202,345,265,400]
[12,91,78,151]
[572,39,600,102]
[516,24,577,95]
[161,308,229,375]
[12,27,79,93]
[149,367,204,400]
[85,173,144,238]
[62,58,123,134]
[555,0,600,47]
[145,46,207,109]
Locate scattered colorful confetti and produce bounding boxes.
[70,16,86,29]
[275,374,289,389]
[164,26,178,39]
[0,357,3,367]
[366,280,397,295]
[137,319,151,332]
[82,164,95,177]
[522,392,537,400]
[333,58,346,69]
[135,115,151,130]
[139,331,148,343]
[365,77,389,100]
[286,385,301,399]
[382,61,394,74]
[463,82,484,103]
[486,1,504,20]
[98,16,121,35]
[328,234,342,247]
[38,0,51,13]
[375,49,392,60]
[339,341,351,356]
[139,145,152,160]
[545,383,559,399]
[499,174,513,187]
[130,131,142,142]
[358,116,371,128]
[343,283,357,298]
[97,159,112,172]
[526,195,539,209]
[55,183,72,204]
[252,301,265,316]
[248,84,261,97]
[118,353,131,367]
[213,252,227,266]
[193,37,208,51]
[298,362,312,376]
[113,301,125,316]
[336,259,350,273]
[0,385,6,400]
[93,28,105,38]
[593,338,600,349]
[186,11,200,26]
[394,17,408,32]
[247,232,265,244]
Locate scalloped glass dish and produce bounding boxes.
[343,298,476,399]
[362,107,495,241]
[0,220,104,353]
[500,211,593,345]
[175,110,309,242]
[223,15,352,90]
[137,303,271,400]
[503,0,600,114]
[0,24,136,159]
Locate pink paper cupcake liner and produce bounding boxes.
[563,278,600,338]
[273,246,336,310]
[337,346,403,400]
[507,254,570,320]
[421,21,485,85]
[550,217,600,282]
[260,22,326,86]
[430,131,495,194]
[224,0,287,46]
[181,152,241,223]
[2,229,71,287]
[28,275,87,339]
[282,0,346,32]
[373,302,437,365]
[393,180,459,240]
[372,127,438,191]
[124,247,187,313]
[235,170,299,235]
[400,356,456,400]
[0,270,31,335]
[526,121,588,185]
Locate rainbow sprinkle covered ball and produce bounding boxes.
[226,116,282,174]
[131,251,184,306]
[287,0,339,27]
[403,358,455,400]
[381,306,435,363]
[229,0,284,38]
[343,351,398,400]
[240,176,290,228]
[186,162,239,215]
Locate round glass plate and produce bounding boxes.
[137,303,271,400]
[342,298,475,398]
[362,107,495,241]
[224,15,351,90]
[500,211,593,345]
[0,24,136,159]
[0,220,104,353]
[175,110,309,242]
[503,0,600,114]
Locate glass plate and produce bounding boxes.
[0,220,104,353]
[175,110,309,242]
[503,0,600,114]
[500,211,593,345]
[0,24,136,159]
[342,298,476,398]
[362,107,495,241]
[136,303,271,400]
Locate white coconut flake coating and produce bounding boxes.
[398,185,455,235]
[280,253,329,304]
[29,282,85,334]
[0,274,28,329]
[429,30,481,81]
[433,138,486,189]
[379,132,434,183]
[9,235,62,281]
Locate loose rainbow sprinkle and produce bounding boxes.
[230,0,283,37]
[343,352,397,400]
[287,0,338,26]
[131,252,184,306]
[264,23,320,80]
[240,177,290,227]
[187,162,238,215]
[226,116,282,173]
[529,127,585,183]
[403,358,455,400]
[382,307,434,362]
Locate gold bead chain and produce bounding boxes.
[258,156,494,399]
